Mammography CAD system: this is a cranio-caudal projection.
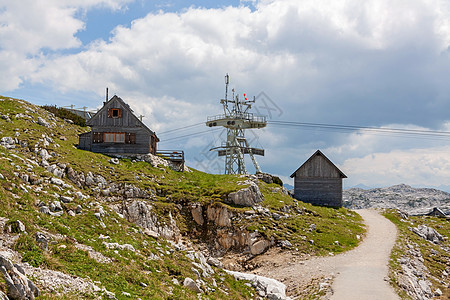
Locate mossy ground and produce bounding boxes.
[0,96,366,299]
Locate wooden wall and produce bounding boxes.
[293,177,343,207]
[292,151,344,207]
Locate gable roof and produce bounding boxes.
[87,95,155,135]
[290,150,347,178]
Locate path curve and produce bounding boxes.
[251,209,399,299]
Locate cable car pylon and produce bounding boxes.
[206,74,267,175]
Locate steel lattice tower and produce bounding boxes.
[206,75,266,174]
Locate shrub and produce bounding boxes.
[272,176,283,186]
[42,105,87,127]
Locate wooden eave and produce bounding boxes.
[86,95,156,136]
[290,149,347,178]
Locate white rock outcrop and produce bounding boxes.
[225,270,291,300]
[227,182,264,207]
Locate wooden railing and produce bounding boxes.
[156,150,185,171]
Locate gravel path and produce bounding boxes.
[252,209,400,299]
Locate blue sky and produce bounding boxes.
[1,0,450,190]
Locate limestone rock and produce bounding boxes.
[227,182,264,207]
[191,204,204,226]
[0,254,40,300]
[183,277,201,293]
[410,225,444,244]
[1,137,15,149]
[250,240,270,255]
[225,270,290,300]
[206,205,232,227]
[117,200,180,240]
[37,117,50,127]
[0,291,8,300]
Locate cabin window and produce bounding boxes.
[108,108,122,118]
[104,133,125,143]
[125,133,136,144]
[92,132,103,143]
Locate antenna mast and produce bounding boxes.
[206,75,266,175]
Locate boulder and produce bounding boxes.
[183,277,201,293]
[250,240,270,255]
[191,204,204,226]
[410,225,444,244]
[37,117,50,127]
[225,270,290,300]
[0,137,15,149]
[227,182,264,207]
[60,195,73,203]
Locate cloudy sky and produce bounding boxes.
[1,0,450,190]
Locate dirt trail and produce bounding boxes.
[251,209,400,299]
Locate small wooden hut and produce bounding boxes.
[290,150,347,207]
[78,95,159,155]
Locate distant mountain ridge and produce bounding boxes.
[343,184,450,215]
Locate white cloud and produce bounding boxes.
[341,146,450,187]
[0,0,133,91]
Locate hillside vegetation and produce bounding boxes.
[383,210,449,300]
[0,96,365,299]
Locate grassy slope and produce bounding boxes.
[383,210,449,299]
[0,96,365,299]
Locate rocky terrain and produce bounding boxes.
[343,184,450,215]
[0,96,365,299]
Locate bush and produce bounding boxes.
[272,176,283,187]
[42,105,87,127]
[14,234,43,267]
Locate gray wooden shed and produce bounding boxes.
[290,150,347,207]
[78,95,159,155]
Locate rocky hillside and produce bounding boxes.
[343,184,450,215]
[0,96,365,300]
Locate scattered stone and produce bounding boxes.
[309,224,316,231]
[35,232,49,250]
[1,115,11,122]
[60,195,73,203]
[143,228,159,239]
[279,240,292,249]
[102,242,135,252]
[109,158,119,165]
[0,137,15,149]
[183,277,201,293]
[207,257,223,268]
[50,201,63,212]
[75,205,82,214]
[37,117,50,127]
[6,220,26,233]
[121,291,131,297]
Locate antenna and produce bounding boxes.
[206,75,266,175]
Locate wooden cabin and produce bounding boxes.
[290,150,347,207]
[78,95,159,155]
